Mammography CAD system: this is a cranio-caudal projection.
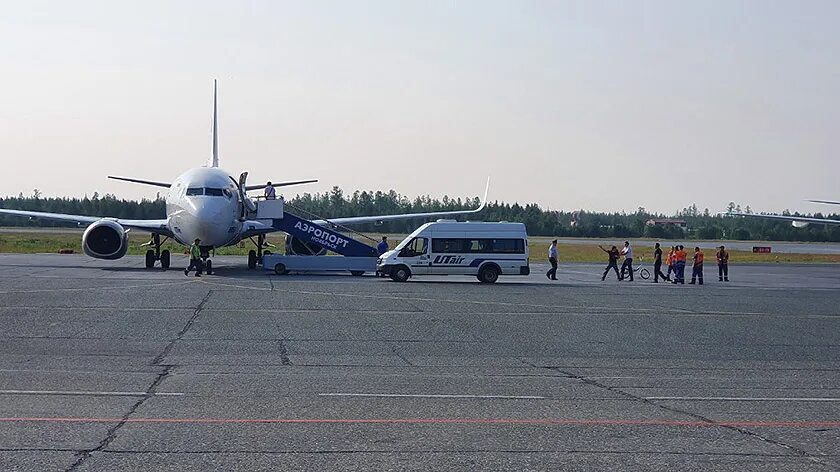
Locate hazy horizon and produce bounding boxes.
[1,1,837,214]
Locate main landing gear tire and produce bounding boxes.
[204,259,213,275]
[274,263,287,275]
[248,250,257,270]
[350,271,365,277]
[145,250,155,269]
[390,266,411,282]
[160,250,170,270]
[478,265,500,284]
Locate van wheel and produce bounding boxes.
[478,265,500,284]
[274,263,287,275]
[390,265,411,282]
[350,271,365,276]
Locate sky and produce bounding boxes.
[0,0,838,214]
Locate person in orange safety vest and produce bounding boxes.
[689,247,704,285]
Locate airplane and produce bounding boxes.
[0,81,488,273]
[728,200,840,227]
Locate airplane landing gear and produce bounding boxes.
[200,248,214,275]
[247,234,268,270]
[144,233,171,269]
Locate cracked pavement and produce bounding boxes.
[0,254,838,471]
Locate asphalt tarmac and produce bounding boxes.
[0,254,838,471]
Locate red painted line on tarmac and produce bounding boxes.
[0,417,838,428]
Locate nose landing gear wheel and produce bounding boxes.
[248,250,257,270]
[160,250,170,270]
[204,259,213,275]
[145,250,155,268]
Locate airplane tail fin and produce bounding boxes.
[210,79,219,167]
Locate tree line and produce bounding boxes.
[1,188,839,242]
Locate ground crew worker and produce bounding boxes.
[184,238,203,277]
[599,245,621,281]
[653,242,670,283]
[666,246,676,279]
[546,240,558,280]
[619,241,634,281]
[264,181,276,200]
[375,236,389,277]
[690,246,704,285]
[717,245,730,281]
[672,245,687,284]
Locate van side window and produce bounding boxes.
[400,237,428,257]
[432,238,525,254]
[491,239,525,254]
[432,238,466,253]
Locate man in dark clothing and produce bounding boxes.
[653,242,670,283]
[599,245,621,281]
[376,236,389,277]
[377,236,389,255]
[716,245,730,281]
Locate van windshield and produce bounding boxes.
[399,237,428,257]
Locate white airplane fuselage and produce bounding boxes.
[165,167,243,248]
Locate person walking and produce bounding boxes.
[599,245,621,281]
[619,241,634,281]
[689,246,704,285]
[546,240,558,280]
[666,246,676,280]
[264,181,276,200]
[184,238,203,277]
[716,245,730,281]
[653,242,670,283]
[672,245,687,284]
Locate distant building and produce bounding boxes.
[645,218,687,229]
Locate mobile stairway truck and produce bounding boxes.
[255,198,380,276]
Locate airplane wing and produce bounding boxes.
[313,178,489,227]
[240,179,490,238]
[107,176,172,188]
[0,209,173,235]
[728,212,840,226]
[244,179,318,191]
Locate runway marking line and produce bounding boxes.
[318,393,545,400]
[646,396,840,402]
[0,390,183,397]
[0,417,837,428]
[0,280,193,295]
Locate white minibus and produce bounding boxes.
[377,221,529,283]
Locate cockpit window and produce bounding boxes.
[186,187,230,197]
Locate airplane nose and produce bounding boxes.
[189,203,231,246]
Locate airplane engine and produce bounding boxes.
[285,235,327,256]
[792,221,810,228]
[82,220,129,260]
